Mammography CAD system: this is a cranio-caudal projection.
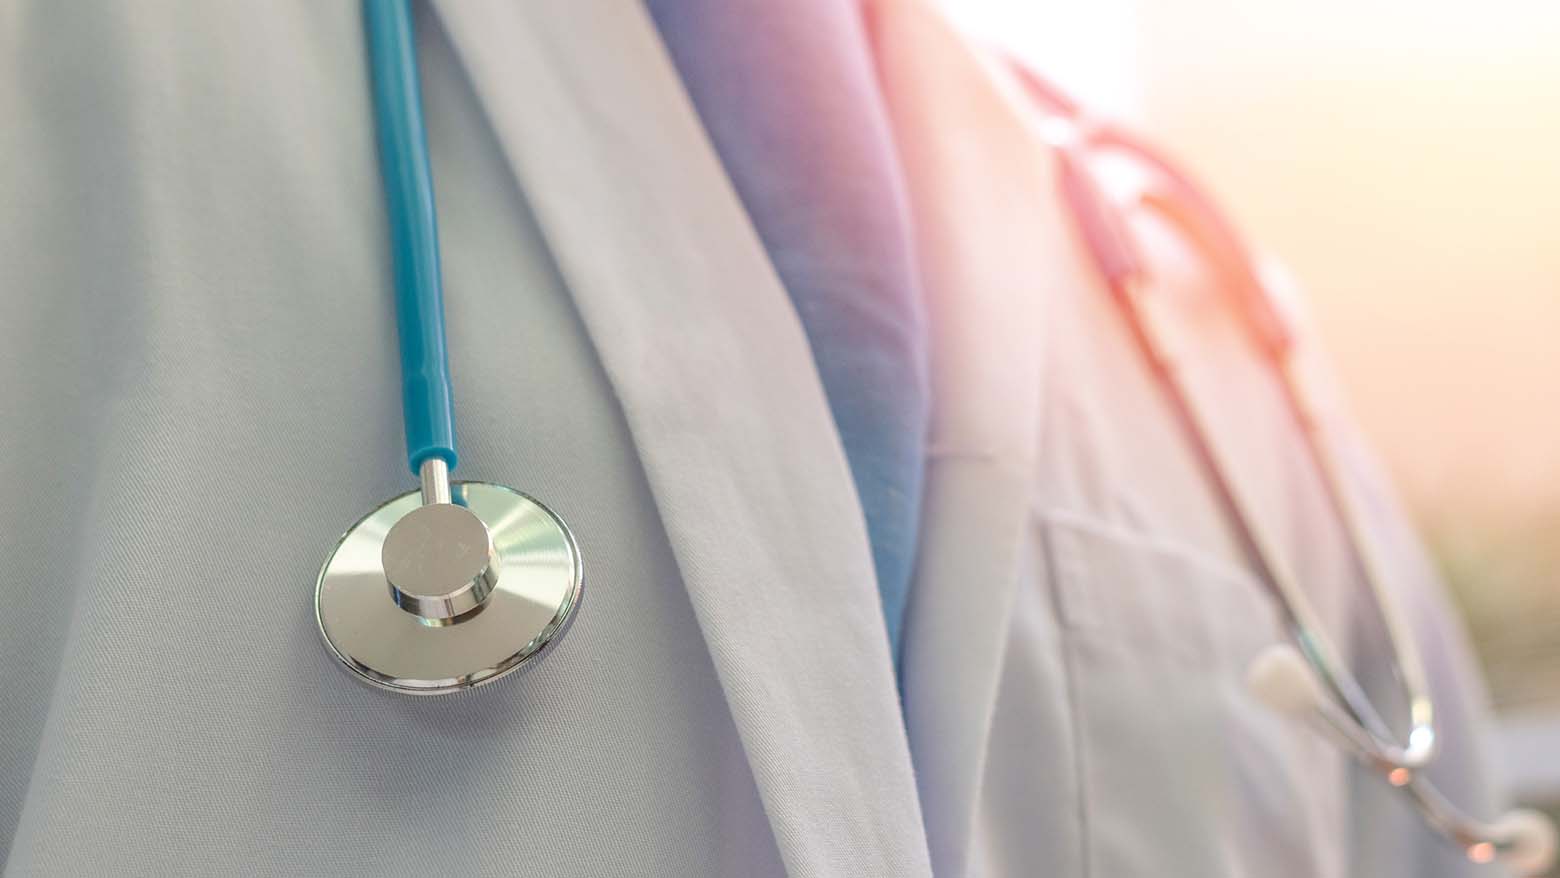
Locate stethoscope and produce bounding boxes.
[1008,63,1557,874]
[313,0,583,695]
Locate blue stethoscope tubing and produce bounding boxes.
[364,0,457,476]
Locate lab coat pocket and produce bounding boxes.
[1042,511,1344,878]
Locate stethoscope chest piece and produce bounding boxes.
[315,481,583,695]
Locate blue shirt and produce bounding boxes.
[647,0,929,670]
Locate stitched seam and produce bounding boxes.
[1037,514,1094,878]
[1033,301,1091,878]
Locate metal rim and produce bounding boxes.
[314,481,583,695]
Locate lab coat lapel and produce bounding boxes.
[871,2,1054,873]
[432,3,933,875]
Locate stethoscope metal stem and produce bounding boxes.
[1272,352,1437,742]
[1124,267,1431,770]
[419,457,452,505]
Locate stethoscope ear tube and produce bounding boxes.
[1097,128,1292,361]
[1056,114,1439,774]
[1052,141,1140,295]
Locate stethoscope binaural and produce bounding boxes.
[314,0,583,695]
[1009,63,1556,874]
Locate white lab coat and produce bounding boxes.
[0,1,1506,876]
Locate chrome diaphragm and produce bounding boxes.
[315,481,582,695]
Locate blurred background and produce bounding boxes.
[945,0,1560,859]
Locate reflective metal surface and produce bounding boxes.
[381,502,499,622]
[316,482,583,695]
[419,458,452,505]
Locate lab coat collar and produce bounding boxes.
[432,2,933,874]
